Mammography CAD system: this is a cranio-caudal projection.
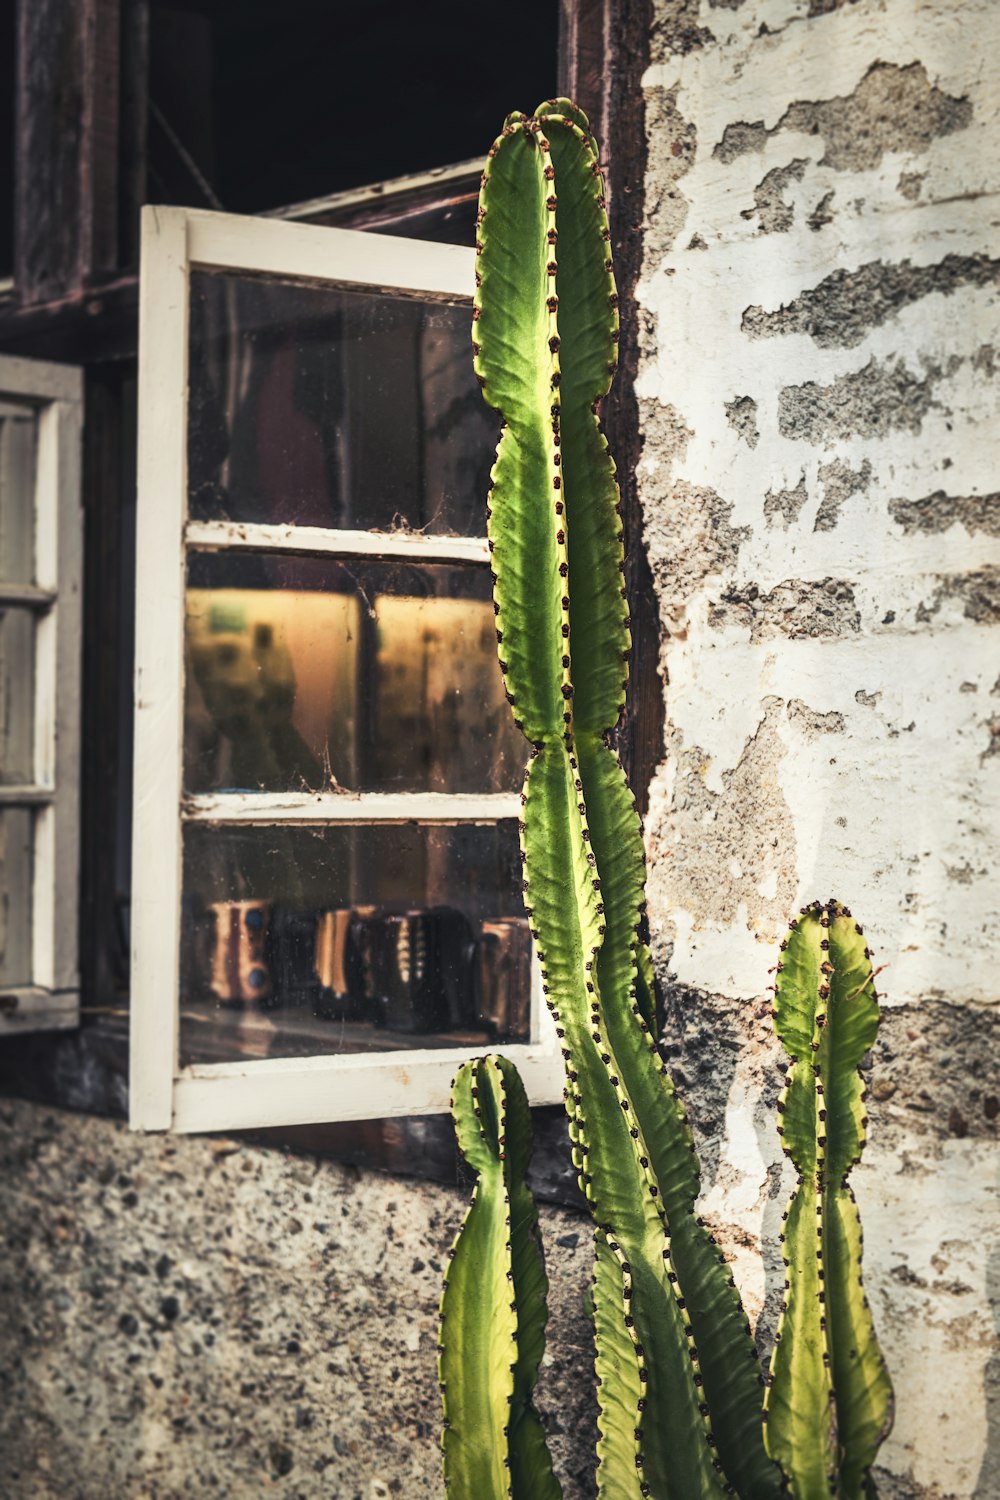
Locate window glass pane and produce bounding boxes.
[0,607,34,784]
[179,820,531,1065]
[184,553,526,795]
[0,808,32,986]
[188,271,497,536]
[0,405,36,583]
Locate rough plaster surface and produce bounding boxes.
[638,2,1000,1495]
[0,1100,598,1499]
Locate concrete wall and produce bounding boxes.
[1,4,997,1498]
[638,2,999,1496]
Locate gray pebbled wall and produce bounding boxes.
[638,2,999,1497]
[0,1100,598,1499]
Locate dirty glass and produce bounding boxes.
[0,607,34,784]
[179,820,531,1065]
[0,808,32,987]
[0,403,36,582]
[187,271,498,536]
[183,552,526,795]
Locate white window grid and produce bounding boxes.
[130,206,562,1133]
[0,354,83,1035]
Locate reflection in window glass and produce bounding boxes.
[179,820,530,1065]
[184,553,526,795]
[0,608,34,784]
[188,271,498,535]
[0,808,32,986]
[0,405,36,583]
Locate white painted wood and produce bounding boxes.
[172,1037,564,1133]
[0,785,56,806]
[130,206,190,1130]
[185,520,489,565]
[182,791,522,824]
[0,354,82,1032]
[0,584,57,608]
[271,157,483,225]
[0,353,82,404]
[185,207,475,301]
[0,988,78,1034]
[52,396,83,995]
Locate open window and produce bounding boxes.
[0,355,83,1035]
[130,206,563,1132]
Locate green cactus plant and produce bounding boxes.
[439,99,893,1500]
[765,900,894,1498]
[439,1054,560,1500]
[469,96,780,1500]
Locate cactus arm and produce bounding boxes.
[766,903,893,1499]
[441,1056,560,1500]
[475,123,566,744]
[537,109,629,736]
[827,1189,894,1499]
[580,737,781,1499]
[593,1228,647,1500]
[766,1179,839,1499]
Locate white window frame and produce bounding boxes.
[0,354,83,1034]
[130,205,562,1134]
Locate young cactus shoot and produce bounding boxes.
[765,900,894,1498]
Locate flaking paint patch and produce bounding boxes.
[815,457,872,531]
[743,253,1000,349]
[763,472,808,527]
[724,393,760,448]
[743,157,808,233]
[713,61,972,172]
[890,490,1000,537]
[709,577,860,639]
[647,698,798,939]
[778,355,944,441]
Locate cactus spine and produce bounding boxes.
[439,1055,560,1500]
[765,901,894,1498]
[473,98,779,1500]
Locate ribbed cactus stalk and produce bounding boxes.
[439,1055,560,1500]
[473,98,780,1500]
[765,900,894,1498]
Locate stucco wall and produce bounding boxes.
[637,2,999,1496]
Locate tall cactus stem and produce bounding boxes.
[474,97,780,1500]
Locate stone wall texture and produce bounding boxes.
[2,3,998,1498]
[638,2,999,1497]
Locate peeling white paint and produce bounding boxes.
[640,2,1000,1494]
